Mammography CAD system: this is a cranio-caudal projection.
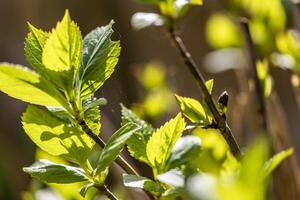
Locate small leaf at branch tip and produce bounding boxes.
[205,79,214,94]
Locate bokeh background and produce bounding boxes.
[0,0,299,199]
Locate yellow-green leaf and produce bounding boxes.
[22,105,94,165]
[121,105,154,165]
[42,10,82,91]
[175,95,209,125]
[25,23,49,74]
[146,113,186,175]
[205,79,214,94]
[0,63,67,107]
[264,148,293,177]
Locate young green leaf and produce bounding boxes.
[24,23,49,74]
[83,96,102,135]
[205,79,214,94]
[175,95,209,125]
[166,135,201,170]
[264,148,293,177]
[121,105,154,164]
[123,174,165,195]
[42,10,82,92]
[95,123,141,174]
[76,20,121,98]
[22,105,94,165]
[0,63,68,108]
[146,113,186,175]
[157,169,185,188]
[23,159,88,184]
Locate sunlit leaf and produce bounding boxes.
[121,105,154,164]
[166,135,201,170]
[175,95,209,125]
[0,63,68,108]
[76,20,121,98]
[42,10,82,92]
[22,105,94,165]
[23,160,87,184]
[205,79,214,94]
[24,23,49,74]
[157,169,185,187]
[123,174,165,195]
[146,113,186,175]
[95,123,141,174]
[264,148,293,177]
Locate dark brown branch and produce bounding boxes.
[239,18,268,133]
[168,26,241,158]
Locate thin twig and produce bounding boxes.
[239,18,268,133]
[78,119,156,200]
[168,26,241,158]
[96,184,119,200]
[79,119,139,175]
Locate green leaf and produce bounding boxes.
[123,174,165,195]
[166,135,201,170]
[157,169,185,187]
[95,123,141,174]
[175,95,209,125]
[205,79,214,94]
[82,96,102,135]
[0,63,68,108]
[24,23,48,74]
[22,105,95,165]
[23,159,87,184]
[146,113,186,175]
[121,105,154,164]
[131,12,164,30]
[42,10,82,92]
[76,20,121,98]
[264,148,293,177]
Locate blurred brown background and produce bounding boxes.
[0,0,299,199]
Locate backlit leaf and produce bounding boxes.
[76,20,121,98]
[95,123,141,174]
[175,95,209,125]
[22,105,94,165]
[0,63,68,108]
[121,105,154,164]
[23,160,87,184]
[42,10,82,92]
[146,113,186,175]
[123,174,165,195]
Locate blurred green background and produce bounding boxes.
[0,0,299,199]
